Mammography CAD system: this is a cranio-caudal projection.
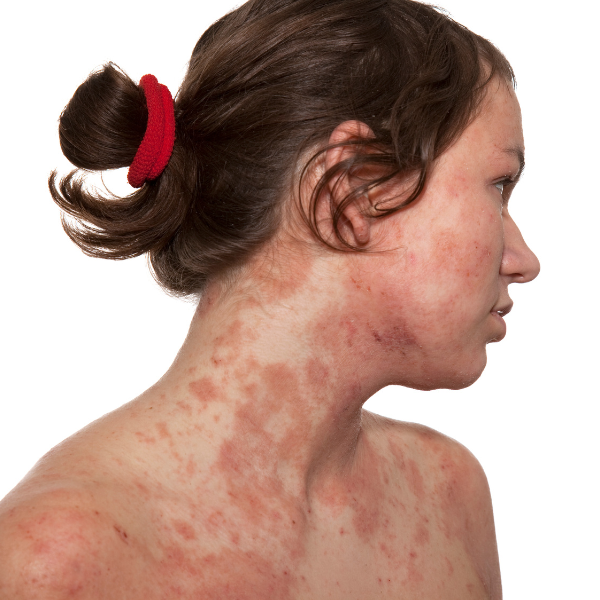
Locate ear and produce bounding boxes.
[319,120,377,248]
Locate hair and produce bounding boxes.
[49,0,514,297]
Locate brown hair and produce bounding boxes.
[49,0,514,297]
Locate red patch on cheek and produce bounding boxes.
[465,241,496,280]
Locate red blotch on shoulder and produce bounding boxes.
[135,431,156,445]
[156,421,171,440]
[1,503,111,597]
[188,376,221,410]
[172,519,197,541]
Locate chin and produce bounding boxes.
[446,353,488,390]
[397,352,488,391]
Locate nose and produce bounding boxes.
[500,210,540,284]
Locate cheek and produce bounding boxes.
[374,216,503,346]
[418,212,503,299]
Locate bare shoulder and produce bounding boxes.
[0,484,138,599]
[0,399,215,600]
[365,410,492,500]
[370,410,495,525]
[364,410,502,596]
[0,412,158,599]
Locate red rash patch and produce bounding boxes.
[404,550,424,585]
[134,482,151,499]
[155,542,303,599]
[370,323,417,353]
[173,520,197,541]
[316,436,390,544]
[156,422,171,440]
[186,457,197,476]
[413,521,430,546]
[188,376,221,410]
[176,401,193,415]
[405,458,425,499]
[134,431,156,445]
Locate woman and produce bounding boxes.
[0,0,539,598]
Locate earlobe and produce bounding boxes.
[322,120,377,248]
[338,194,371,246]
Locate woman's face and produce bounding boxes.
[355,79,540,390]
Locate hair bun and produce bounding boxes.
[59,63,148,172]
[49,63,192,275]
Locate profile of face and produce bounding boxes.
[348,79,540,391]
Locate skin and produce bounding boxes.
[0,79,539,600]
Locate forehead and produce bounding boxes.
[465,79,524,156]
[426,80,524,194]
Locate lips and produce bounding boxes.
[493,302,513,317]
[489,302,512,343]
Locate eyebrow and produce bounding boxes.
[503,146,526,181]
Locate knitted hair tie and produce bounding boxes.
[127,74,175,188]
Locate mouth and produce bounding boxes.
[488,302,512,343]
[493,302,513,318]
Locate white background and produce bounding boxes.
[1,1,598,597]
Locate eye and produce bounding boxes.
[493,176,516,200]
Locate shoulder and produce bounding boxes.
[366,411,501,595]
[366,411,496,540]
[0,485,138,599]
[367,411,491,501]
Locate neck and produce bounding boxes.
[154,244,386,501]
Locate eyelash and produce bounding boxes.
[494,177,516,198]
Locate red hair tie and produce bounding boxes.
[127,74,176,188]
